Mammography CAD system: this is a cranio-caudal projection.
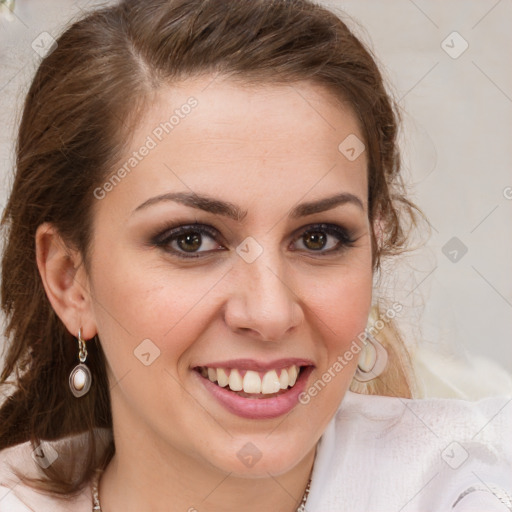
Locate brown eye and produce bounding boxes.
[152,223,225,259]
[303,231,327,250]
[291,223,356,254]
[177,232,202,252]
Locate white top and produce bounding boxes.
[0,390,511,511]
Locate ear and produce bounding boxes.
[35,222,97,340]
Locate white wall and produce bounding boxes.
[1,1,510,385]
[329,0,512,373]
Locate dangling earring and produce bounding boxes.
[353,331,388,382]
[69,328,92,397]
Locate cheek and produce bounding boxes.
[311,283,372,369]
[300,260,373,348]
[292,267,372,422]
[88,246,228,372]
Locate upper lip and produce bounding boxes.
[194,358,315,371]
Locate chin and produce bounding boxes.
[201,433,314,478]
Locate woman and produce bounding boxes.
[0,0,510,510]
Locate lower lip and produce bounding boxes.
[195,366,313,420]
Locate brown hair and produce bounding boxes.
[1,0,420,495]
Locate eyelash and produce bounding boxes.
[151,222,357,260]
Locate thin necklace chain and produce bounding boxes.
[91,469,311,511]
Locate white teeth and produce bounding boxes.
[261,370,281,394]
[288,365,298,387]
[200,365,301,394]
[217,368,229,387]
[279,369,289,390]
[243,371,261,393]
[207,367,217,382]
[228,369,243,391]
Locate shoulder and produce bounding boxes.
[0,443,81,511]
[0,442,34,511]
[0,429,111,512]
[330,391,512,470]
[337,390,511,443]
[307,391,512,511]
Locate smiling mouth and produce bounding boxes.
[194,365,307,399]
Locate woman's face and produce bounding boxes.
[86,76,373,477]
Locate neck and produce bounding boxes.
[99,426,316,512]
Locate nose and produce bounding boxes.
[223,251,303,342]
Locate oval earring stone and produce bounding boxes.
[358,341,377,373]
[69,363,92,397]
[74,369,86,390]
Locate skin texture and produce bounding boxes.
[36,76,374,511]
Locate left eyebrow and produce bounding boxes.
[131,191,365,220]
[289,192,365,218]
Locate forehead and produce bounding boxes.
[99,76,368,216]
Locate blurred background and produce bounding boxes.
[1,0,511,398]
